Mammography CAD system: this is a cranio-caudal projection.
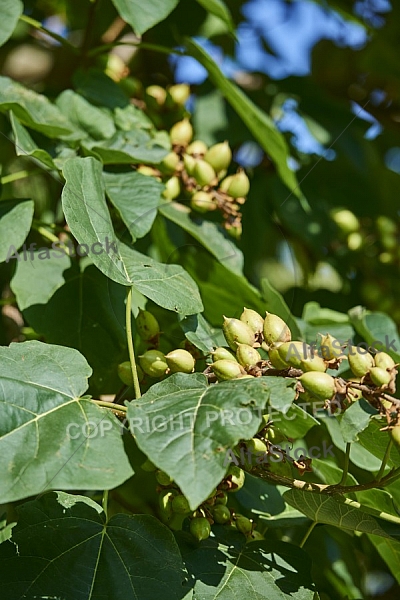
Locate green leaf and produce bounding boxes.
[368,534,400,584]
[271,403,319,439]
[56,90,116,140]
[159,201,244,274]
[11,258,127,394]
[61,157,203,314]
[0,0,23,47]
[261,278,301,340]
[0,492,186,599]
[0,76,74,137]
[339,398,378,443]
[0,198,34,264]
[178,313,225,353]
[127,373,274,509]
[195,0,235,34]
[283,490,393,539]
[0,521,15,545]
[0,341,133,503]
[185,39,308,208]
[74,68,129,109]
[110,0,179,35]
[82,129,170,164]
[10,112,56,169]
[357,419,400,469]
[348,306,400,363]
[104,170,164,242]
[178,526,316,599]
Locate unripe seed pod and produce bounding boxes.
[299,371,336,401]
[391,425,400,447]
[300,355,327,373]
[160,151,180,174]
[246,437,267,455]
[247,530,264,542]
[268,343,289,369]
[220,175,233,192]
[266,427,285,444]
[145,84,167,107]
[168,83,190,105]
[190,517,211,541]
[141,458,156,472]
[236,343,261,368]
[235,515,253,534]
[278,341,310,369]
[190,191,217,213]
[330,208,360,234]
[163,176,181,200]
[118,361,144,386]
[227,464,245,492]
[348,348,374,377]
[137,165,160,177]
[170,118,193,145]
[223,316,255,350]
[139,350,168,378]
[204,141,232,173]
[183,153,196,175]
[347,232,363,251]
[156,470,174,487]
[211,347,238,362]
[374,352,395,371]
[228,223,242,240]
[240,307,264,334]
[377,215,397,236]
[168,513,187,531]
[319,333,343,360]
[136,309,160,341]
[171,494,191,514]
[159,489,175,518]
[221,169,250,198]
[263,313,291,346]
[215,491,229,505]
[193,159,216,186]
[369,367,392,387]
[212,505,231,524]
[212,359,244,381]
[187,140,208,156]
[237,374,254,379]
[165,349,195,373]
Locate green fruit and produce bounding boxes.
[268,343,289,369]
[227,465,245,492]
[168,513,187,531]
[299,371,336,401]
[246,437,267,455]
[160,151,180,174]
[240,307,264,334]
[211,347,238,362]
[140,458,156,472]
[369,367,391,387]
[169,83,190,105]
[266,427,285,444]
[211,359,244,381]
[330,208,359,234]
[163,175,181,200]
[223,316,255,350]
[139,350,168,378]
[263,313,291,346]
[319,334,343,360]
[187,140,208,156]
[136,309,160,341]
[137,165,159,177]
[117,361,142,386]
[190,517,211,541]
[236,343,261,368]
[212,504,231,524]
[171,494,191,514]
[193,159,216,186]
[221,170,250,198]
[183,153,196,175]
[190,191,217,213]
[235,515,253,534]
[391,425,400,446]
[300,355,327,373]
[247,530,264,542]
[377,215,397,236]
[204,141,232,173]
[278,341,310,369]
[347,232,363,251]
[348,348,374,377]
[145,84,167,107]
[159,489,175,519]
[156,470,173,486]
[165,349,195,373]
[170,118,193,145]
[374,352,395,371]
[215,491,228,505]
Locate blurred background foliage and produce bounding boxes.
[1,0,399,329]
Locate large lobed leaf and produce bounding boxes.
[0,198,34,264]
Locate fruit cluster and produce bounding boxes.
[141,461,263,542]
[136,84,250,238]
